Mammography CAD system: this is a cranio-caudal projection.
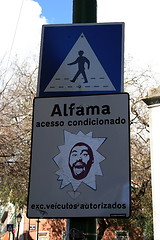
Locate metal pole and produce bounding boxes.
[69,218,97,240]
[73,0,97,23]
[69,1,97,239]
[16,224,20,240]
[36,219,40,240]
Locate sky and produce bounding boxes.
[0,0,160,85]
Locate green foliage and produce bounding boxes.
[0,176,28,209]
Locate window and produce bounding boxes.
[38,231,48,240]
[115,231,129,240]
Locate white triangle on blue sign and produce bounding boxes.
[45,33,116,92]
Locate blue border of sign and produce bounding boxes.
[37,23,124,97]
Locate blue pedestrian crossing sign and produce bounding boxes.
[37,23,124,97]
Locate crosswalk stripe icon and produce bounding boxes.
[44,33,116,92]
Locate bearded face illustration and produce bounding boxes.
[53,131,106,191]
[69,142,94,180]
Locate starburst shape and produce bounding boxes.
[53,131,106,191]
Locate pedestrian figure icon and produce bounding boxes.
[68,50,90,83]
[44,33,116,93]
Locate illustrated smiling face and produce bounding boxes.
[69,142,94,180]
[53,131,106,191]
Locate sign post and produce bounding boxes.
[71,1,97,239]
[73,0,97,24]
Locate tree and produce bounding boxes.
[97,64,156,239]
[0,59,156,239]
[0,60,67,240]
[42,219,66,240]
[0,61,37,207]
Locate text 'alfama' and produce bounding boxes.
[50,103,111,117]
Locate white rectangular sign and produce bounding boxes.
[27,93,130,218]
